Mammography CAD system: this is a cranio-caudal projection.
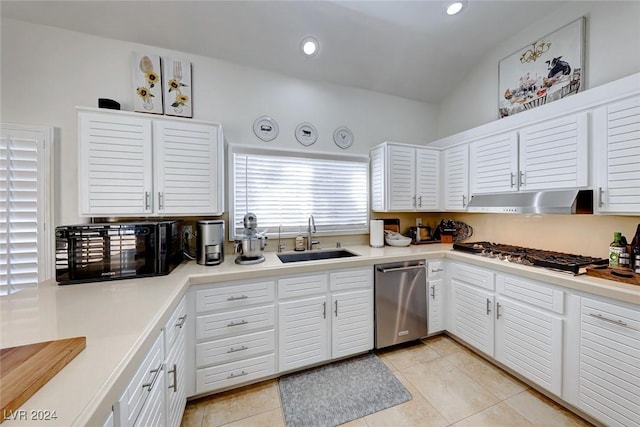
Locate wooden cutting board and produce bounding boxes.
[585,266,640,286]
[0,337,86,423]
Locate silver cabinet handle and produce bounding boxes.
[227,370,248,379]
[142,362,163,391]
[598,187,605,207]
[144,191,151,210]
[588,313,636,330]
[323,301,326,319]
[227,295,249,301]
[412,195,416,208]
[510,172,515,188]
[486,298,492,315]
[462,195,467,207]
[496,302,502,319]
[519,171,525,187]
[227,320,248,327]
[227,345,248,353]
[418,195,423,207]
[158,191,164,210]
[430,285,436,299]
[334,300,338,317]
[167,363,177,392]
[175,314,187,329]
[431,268,444,273]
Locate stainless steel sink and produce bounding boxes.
[277,249,359,263]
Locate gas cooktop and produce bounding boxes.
[453,241,609,275]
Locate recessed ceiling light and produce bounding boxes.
[446,1,465,15]
[300,36,319,57]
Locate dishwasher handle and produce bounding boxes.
[376,263,425,273]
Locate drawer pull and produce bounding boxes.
[175,314,187,329]
[227,345,248,353]
[142,362,163,391]
[167,363,177,392]
[431,268,444,273]
[430,285,436,299]
[588,313,636,330]
[323,301,326,319]
[486,298,492,315]
[227,320,248,327]
[227,370,248,379]
[227,295,249,301]
[496,302,502,319]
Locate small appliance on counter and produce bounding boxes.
[235,213,267,265]
[55,221,183,285]
[196,220,225,265]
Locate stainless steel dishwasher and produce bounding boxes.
[374,260,427,349]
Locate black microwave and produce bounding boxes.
[55,221,183,285]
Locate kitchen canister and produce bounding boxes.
[370,219,384,248]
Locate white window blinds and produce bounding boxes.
[1,125,53,295]
[230,145,369,238]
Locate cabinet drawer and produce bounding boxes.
[196,305,275,340]
[428,260,444,278]
[450,262,494,291]
[114,333,164,427]
[196,353,276,393]
[278,273,327,299]
[196,329,276,367]
[496,274,564,314]
[330,268,372,292]
[195,280,275,313]
[164,297,187,351]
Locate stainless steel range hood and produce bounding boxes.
[466,189,593,214]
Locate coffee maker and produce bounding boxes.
[235,213,267,265]
[196,220,225,265]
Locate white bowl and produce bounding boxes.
[385,236,411,247]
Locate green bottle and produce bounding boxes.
[609,232,625,268]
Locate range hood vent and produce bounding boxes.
[466,189,593,214]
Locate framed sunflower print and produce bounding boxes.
[132,52,163,114]
[163,57,192,118]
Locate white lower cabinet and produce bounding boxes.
[577,297,640,427]
[192,278,277,394]
[164,298,187,427]
[427,260,445,335]
[278,267,373,372]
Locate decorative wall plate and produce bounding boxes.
[333,126,354,149]
[295,122,318,146]
[253,116,279,142]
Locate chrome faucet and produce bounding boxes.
[307,215,319,250]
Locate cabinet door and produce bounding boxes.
[370,145,386,212]
[469,132,518,194]
[427,277,444,335]
[519,112,588,191]
[595,95,640,214]
[78,111,153,216]
[495,297,563,396]
[451,281,494,356]
[578,298,640,427]
[443,144,469,211]
[388,145,416,210]
[416,147,440,210]
[153,121,223,215]
[331,289,373,358]
[164,299,187,427]
[278,296,329,372]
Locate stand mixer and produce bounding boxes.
[234,212,267,265]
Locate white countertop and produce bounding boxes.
[1,244,638,426]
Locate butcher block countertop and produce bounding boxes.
[1,244,638,426]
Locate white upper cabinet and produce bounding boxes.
[470,132,519,195]
[442,144,469,211]
[370,142,440,212]
[519,112,588,191]
[78,108,224,217]
[594,95,640,214]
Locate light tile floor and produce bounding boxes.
[181,335,594,427]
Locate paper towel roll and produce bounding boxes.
[370,220,384,248]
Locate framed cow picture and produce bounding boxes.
[498,17,585,118]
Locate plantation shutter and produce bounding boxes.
[0,125,52,295]
[231,146,369,238]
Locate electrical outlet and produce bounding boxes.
[416,218,423,227]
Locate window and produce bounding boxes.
[0,124,54,295]
[230,145,369,238]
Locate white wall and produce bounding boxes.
[436,1,640,138]
[0,18,438,226]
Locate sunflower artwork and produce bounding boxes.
[132,53,163,114]
[163,58,192,117]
